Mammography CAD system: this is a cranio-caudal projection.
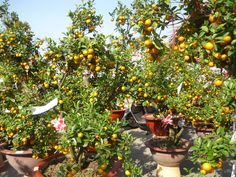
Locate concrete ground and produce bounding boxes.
[0,127,233,177]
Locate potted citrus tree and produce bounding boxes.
[0,1,60,176]
[30,0,142,176]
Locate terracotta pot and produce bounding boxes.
[110,109,125,120]
[33,153,65,177]
[145,138,191,177]
[0,148,42,176]
[193,121,214,136]
[144,114,169,137]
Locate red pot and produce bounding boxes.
[33,153,64,177]
[144,114,169,137]
[110,110,125,120]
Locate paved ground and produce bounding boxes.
[0,127,233,177]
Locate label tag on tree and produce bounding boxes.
[231,131,236,141]
[31,98,58,115]
[0,78,3,83]
[177,82,183,95]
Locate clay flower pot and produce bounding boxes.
[110,109,125,120]
[144,114,169,137]
[0,148,42,176]
[145,138,191,177]
[192,121,214,136]
[33,153,64,177]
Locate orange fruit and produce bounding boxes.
[214,53,221,60]
[179,43,186,49]
[213,79,223,86]
[204,42,214,50]
[223,35,232,44]
[173,46,178,51]
[209,14,216,23]
[144,19,152,27]
[201,162,213,173]
[144,39,153,48]
[221,54,228,61]
[184,55,190,61]
[100,163,107,170]
[217,160,223,168]
[178,36,185,43]
[208,61,214,67]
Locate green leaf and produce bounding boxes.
[201,26,208,32]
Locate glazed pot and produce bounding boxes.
[110,109,125,120]
[0,148,42,176]
[144,114,169,137]
[145,138,191,177]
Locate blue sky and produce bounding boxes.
[7,0,132,40]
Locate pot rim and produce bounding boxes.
[111,109,125,113]
[145,138,192,153]
[0,148,33,155]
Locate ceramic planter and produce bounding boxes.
[0,148,42,176]
[145,138,191,177]
[110,109,125,120]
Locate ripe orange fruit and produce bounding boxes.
[214,52,221,60]
[87,48,94,54]
[173,45,178,51]
[44,82,50,89]
[201,162,213,173]
[143,93,148,98]
[95,66,101,72]
[111,133,118,139]
[208,61,214,67]
[213,79,223,86]
[221,54,228,61]
[209,14,215,23]
[204,42,214,50]
[178,36,185,43]
[223,35,232,44]
[144,19,152,27]
[184,55,190,61]
[179,42,186,49]
[86,19,91,25]
[144,39,153,48]
[145,26,154,32]
[89,25,95,32]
